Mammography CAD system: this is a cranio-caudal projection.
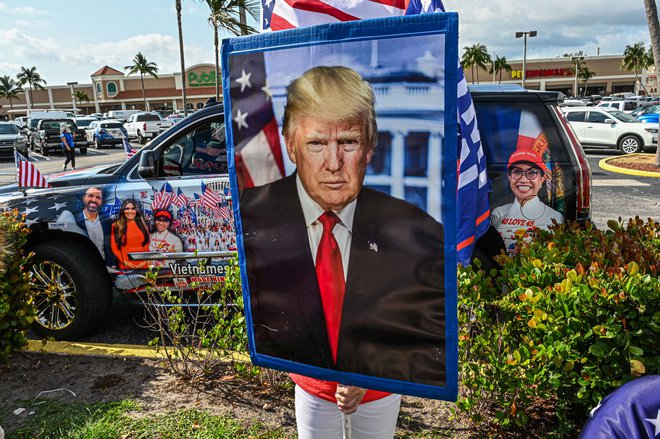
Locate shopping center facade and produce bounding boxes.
[0,54,656,119]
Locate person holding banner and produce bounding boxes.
[240,66,445,437]
[491,149,564,252]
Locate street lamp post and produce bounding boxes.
[571,54,585,97]
[67,81,78,114]
[515,31,537,88]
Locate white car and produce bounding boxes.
[596,100,639,113]
[564,106,658,154]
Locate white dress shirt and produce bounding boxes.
[296,174,356,280]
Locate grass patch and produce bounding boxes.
[6,399,288,438]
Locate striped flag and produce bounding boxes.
[263,0,490,265]
[219,202,231,220]
[229,52,285,189]
[123,137,137,160]
[200,181,222,210]
[14,150,51,189]
[172,187,187,208]
[152,183,176,211]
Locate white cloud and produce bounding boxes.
[0,61,22,75]
[0,28,59,59]
[443,0,650,60]
[14,19,50,29]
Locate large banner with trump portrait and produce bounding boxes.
[221,13,458,400]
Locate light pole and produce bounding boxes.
[515,31,537,88]
[571,53,585,97]
[67,81,78,114]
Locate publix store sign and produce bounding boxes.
[511,67,575,79]
[188,70,216,87]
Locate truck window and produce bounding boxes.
[137,114,162,122]
[158,120,227,177]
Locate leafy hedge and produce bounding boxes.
[0,210,33,363]
[457,218,659,435]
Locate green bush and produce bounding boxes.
[457,218,660,435]
[0,210,33,363]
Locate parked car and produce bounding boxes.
[165,114,184,124]
[630,104,660,124]
[0,86,592,340]
[12,116,28,129]
[107,110,141,123]
[86,119,129,148]
[564,106,658,154]
[36,118,88,156]
[124,112,173,144]
[0,122,29,159]
[597,100,639,113]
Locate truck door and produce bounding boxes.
[112,114,232,293]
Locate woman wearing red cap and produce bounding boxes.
[149,210,184,253]
[491,149,564,253]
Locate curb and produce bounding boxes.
[22,339,250,362]
[599,154,660,178]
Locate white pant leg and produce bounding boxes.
[295,385,401,439]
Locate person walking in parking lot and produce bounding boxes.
[60,122,75,171]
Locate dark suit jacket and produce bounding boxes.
[75,211,116,266]
[240,174,446,386]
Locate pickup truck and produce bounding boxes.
[124,112,173,144]
[36,118,88,156]
[0,86,591,341]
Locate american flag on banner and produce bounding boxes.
[123,137,137,160]
[262,0,490,265]
[14,150,51,189]
[219,202,231,220]
[152,183,176,211]
[200,181,222,210]
[172,187,187,208]
[228,52,285,189]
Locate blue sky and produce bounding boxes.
[0,0,653,86]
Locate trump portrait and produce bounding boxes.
[239,66,446,387]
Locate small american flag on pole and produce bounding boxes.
[123,137,137,160]
[14,150,51,189]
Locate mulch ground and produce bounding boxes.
[606,153,660,173]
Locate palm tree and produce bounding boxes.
[643,0,660,167]
[622,42,651,95]
[204,0,259,101]
[74,90,90,108]
[578,65,596,96]
[461,43,492,84]
[176,0,189,116]
[0,75,22,115]
[16,66,46,110]
[124,53,159,111]
[489,55,512,84]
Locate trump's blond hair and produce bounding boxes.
[282,66,378,149]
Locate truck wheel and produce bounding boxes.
[137,131,145,144]
[29,240,112,340]
[40,142,49,156]
[618,135,643,154]
[79,147,87,155]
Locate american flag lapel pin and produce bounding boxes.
[369,242,378,252]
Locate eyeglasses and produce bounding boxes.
[155,217,171,222]
[509,168,543,180]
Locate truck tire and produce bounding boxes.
[40,142,49,156]
[79,147,87,155]
[29,240,112,340]
[618,135,643,154]
[137,131,145,144]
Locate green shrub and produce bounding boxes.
[0,210,33,363]
[457,218,660,435]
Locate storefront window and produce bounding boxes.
[106,82,118,97]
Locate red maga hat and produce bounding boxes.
[507,149,550,175]
[154,210,172,220]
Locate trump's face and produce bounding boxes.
[286,117,374,212]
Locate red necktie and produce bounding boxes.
[316,211,346,363]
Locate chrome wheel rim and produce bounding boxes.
[621,138,639,154]
[30,261,77,330]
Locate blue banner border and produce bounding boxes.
[221,12,459,401]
